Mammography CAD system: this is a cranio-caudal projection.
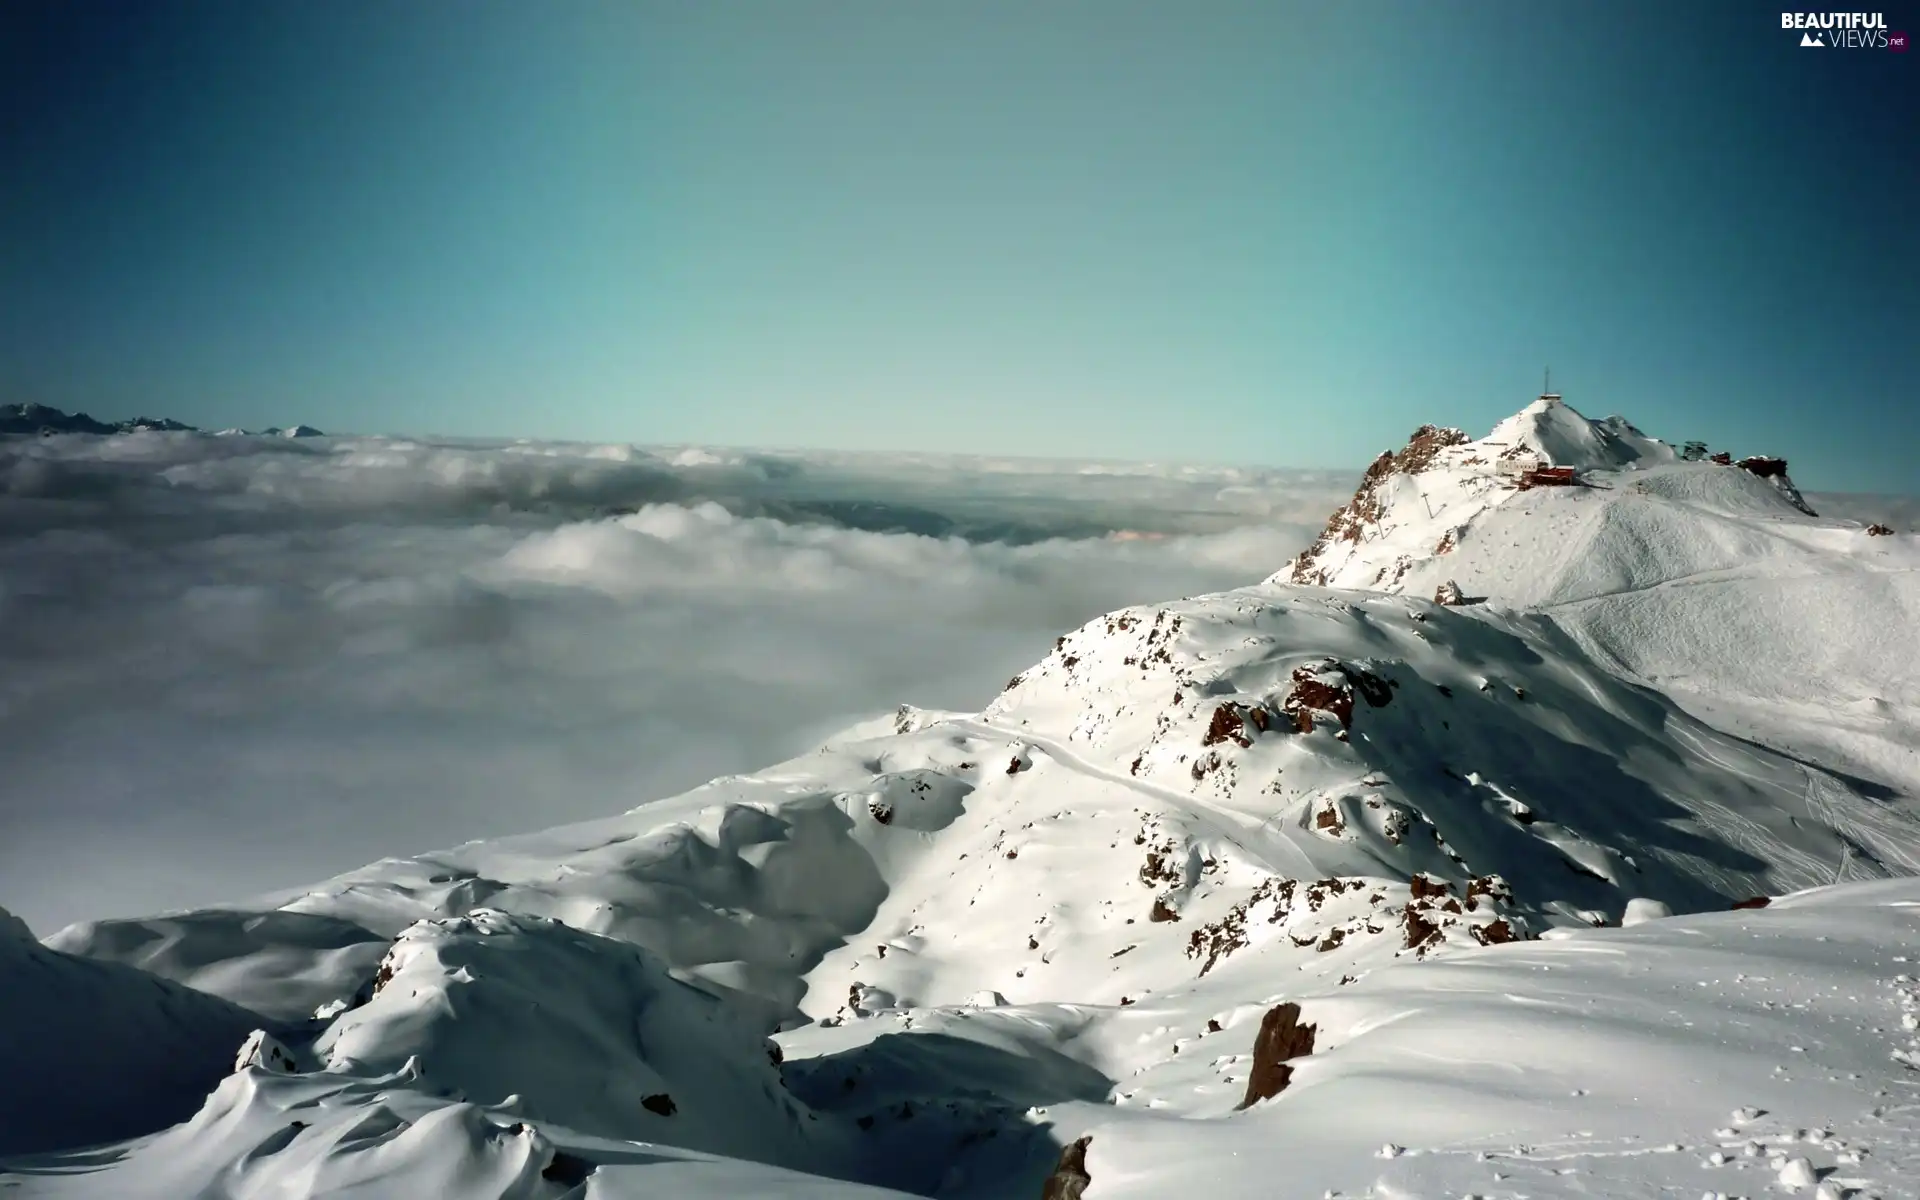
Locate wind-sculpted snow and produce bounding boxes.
[3,1064,924,1200]
[315,910,847,1170]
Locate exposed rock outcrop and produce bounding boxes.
[1290,425,1469,585]
[1237,1002,1316,1108]
[1039,1135,1093,1200]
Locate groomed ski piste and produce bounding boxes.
[5,395,1918,1199]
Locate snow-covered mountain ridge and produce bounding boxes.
[1283,394,1920,801]
[6,395,1920,1198]
[0,402,323,438]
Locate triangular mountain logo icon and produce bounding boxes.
[1800,31,1824,46]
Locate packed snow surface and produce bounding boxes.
[5,395,1919,1197]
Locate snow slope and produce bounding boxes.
[0,915,275,1156]
[1008,877,1920,1199]
[7,394,1919,1197]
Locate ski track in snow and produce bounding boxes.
[948,715,1323,882]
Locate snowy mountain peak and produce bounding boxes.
[1484,392,1676,472]
[1284,392,1817,599]
[0,403,327,439]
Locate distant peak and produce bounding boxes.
[0,404,334,439]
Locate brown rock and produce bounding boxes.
[1401,903,1440,950]
[1465,875,1512,906]
[1039,1136,1093,1200]
[1203,704,1253,748]
[1731,895,1771,910]
[1280,660,1392,734]
[1472,919,1515,945]
[1291,425,1469,585]
[1236,1001,1317,1109]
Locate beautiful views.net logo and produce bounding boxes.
[1782,11,1907,48]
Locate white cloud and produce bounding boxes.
[1806,491,1920,532]
[0,431,1352,932]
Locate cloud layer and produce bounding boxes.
[0,432,1354,933]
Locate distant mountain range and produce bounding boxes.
[0,402,323,439]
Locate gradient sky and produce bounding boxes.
[2,1,1914,490]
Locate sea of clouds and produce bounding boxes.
[0,431,1360,933]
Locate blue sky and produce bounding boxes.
[1,1,1913,490]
